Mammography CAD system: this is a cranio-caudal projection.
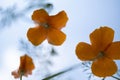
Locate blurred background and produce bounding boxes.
[0,0,120,80]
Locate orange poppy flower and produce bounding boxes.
[27,9,68,46]
[12,54,35,78]
[75,26,120,77]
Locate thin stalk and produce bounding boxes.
[111,76,120,80]
[20,72,23,80]
[20,74,22,80]
[42,63,81,80]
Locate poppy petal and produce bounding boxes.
[47,28,66,45]
[105,41,120,59]
[11,71,20,78]
[27,26,47,46]
[32,9,49,23]
[75,42,98,61]
[90,26,114,51]
[92,57,117,77]
[19,55,35,73]
[48,11,68,29]
[24,55,35,71]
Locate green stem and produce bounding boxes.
[42,63,81,80]
[42,63,120,80]
[20,73,23,80]
[111,76,120,80]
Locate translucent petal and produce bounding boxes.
[47,28,66,45]
[92,57,117,77]
[105,41,120,59]
[75,42,98,61]
[11,71,20,78]
[90,26,114,51]
[32,9,49,23]
[48,11,68,29]
[27,26,47,46]
[19,54,35,73]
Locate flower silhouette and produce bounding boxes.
[12,54,35,78]
[27,9,68,46]
[75,26,120,77]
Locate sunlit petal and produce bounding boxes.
[32,9,49,23]
[47,28,66,45]
[24,55,35,71]
[27,26,47,46]
[75,42,98,61]
[11,71,20,78]
[105,41,120,59]
[92,57,117,77]
[90,26,114,51]
[19,54,35,73]
[11,54,35,78]
[48,11,68,29]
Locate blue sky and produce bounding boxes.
[0,0,120,80]
[50,0,120,70]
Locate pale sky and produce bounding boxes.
[0,0,120,80]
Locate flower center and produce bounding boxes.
[41,23,49,28]
[97,52,104,58]
[92,51,104,61]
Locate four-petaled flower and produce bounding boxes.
[12,54,35,78]
[75,26,120,77]
[27,9,68,46]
